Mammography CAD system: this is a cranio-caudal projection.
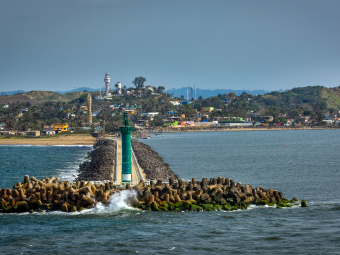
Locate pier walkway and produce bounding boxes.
[107,137,145,185]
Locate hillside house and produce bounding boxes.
[134,119,149,129]
[26,131,40,137]
[53,123,68,133]
[43,127,55,135]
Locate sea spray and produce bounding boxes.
[67,190,139,215]
[107,189,138,211]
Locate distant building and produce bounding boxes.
[43,127,56,135]
[141,112,159,118]
[172,113,185,119]
[258,116,274,122]
[169,101,181,106]
[53,123,68,133]
[26,131,40,137]
[0,131,16,135]
[201,107,214,113]
[124,109,136,114]
[218,117,244,124]
[134,120,149,129]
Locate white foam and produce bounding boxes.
[106,189,138,211]
[74,189,138,215]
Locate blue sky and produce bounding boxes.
[1,0,340,92]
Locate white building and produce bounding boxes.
[169,101,181,106]
[141,112,159,118]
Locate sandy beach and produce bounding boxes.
[0,134,97,146]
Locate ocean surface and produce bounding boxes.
[1,130,340,254]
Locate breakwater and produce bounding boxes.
[0,175,306,213]
[75,139,116,181]
[0,175,120,213]
[131,139,177,180]
[75,138,176,182]
[132,177,306,211]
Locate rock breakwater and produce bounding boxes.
[75,139,116,181]
[0,175,123,213]
[132,139,177,180]
[0,176,306,213]
[132,177,305,211]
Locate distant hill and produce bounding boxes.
[1,87,280,97]
[1,86,339,113]
[257,86,340,111]
[55,87,105,94]
[0,90,85,105]
[0,87,105,95]
[0,90,26,96]
[167,87,282,99]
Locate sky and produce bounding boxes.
[1,0,340,92]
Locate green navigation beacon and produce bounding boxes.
[119,112,136,183]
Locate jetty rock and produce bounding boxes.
[131,177,305,212]
[131,139,177,180]
[0,175,307,213]
[76,138,116,181]
[0,175,121,213]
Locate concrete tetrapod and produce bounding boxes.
[0,176,306,213]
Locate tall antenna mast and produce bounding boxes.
[87,93,92,124]
[194,84,196,100]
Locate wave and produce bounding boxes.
[9,189,140,216]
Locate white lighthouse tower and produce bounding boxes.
[104,73,111,96]
[117,81,122,95]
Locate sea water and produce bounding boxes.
[1,130,340,254]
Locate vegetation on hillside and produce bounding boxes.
[0,85,339,132]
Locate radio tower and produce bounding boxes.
[87,93,92,124]
[194,84,196,100]
[104,73,110,96]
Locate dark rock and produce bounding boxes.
[75,138,116,181]
[131,139,177,180]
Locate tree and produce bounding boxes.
[240,92,249,100]
[132,77,147,90]
[5,117,16,130]
[228,92,237,98]
[157,86,165,94]
[303,109,312,116]
[78,94,88,104]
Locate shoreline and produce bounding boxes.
[0,134,96,146]
[142,126,338,133]
[0,127,338,145]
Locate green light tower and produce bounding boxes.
[119,113,136,183]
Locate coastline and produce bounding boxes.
[0,127,337,145]
[143,126,334,133]
[0,134,96,146]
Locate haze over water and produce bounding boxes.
[1,130,340,254]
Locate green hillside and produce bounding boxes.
[256,86,340,111]
[0,91,86,104]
